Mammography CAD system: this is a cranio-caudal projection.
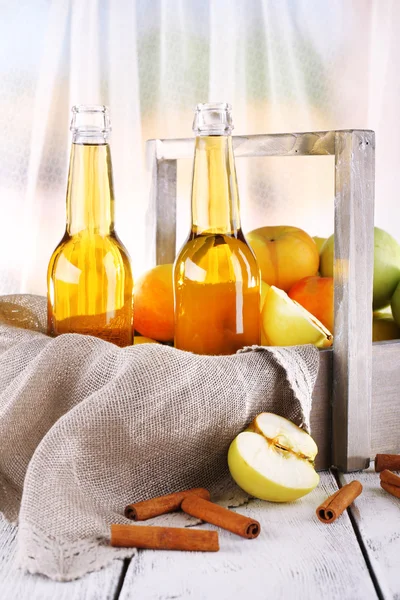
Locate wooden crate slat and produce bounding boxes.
[311,349,332,471]
[332,130,375,471]
[147,141,177,265]
[371,341,400,455]
[297,341,400,470]
[148,130,339,161]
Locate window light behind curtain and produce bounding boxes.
[0,0,398,295]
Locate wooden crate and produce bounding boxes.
[146,130,399,473]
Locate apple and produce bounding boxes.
[134,336,160,344]
[372,312,400,342]
[319,236,334,277]
[313,236,327,255]
[391,281,400,328]
[246,226,319,292]
[260,281,270,309]
[320,228,400,310]
[262,285,333,347]
[370,225,400,309]
[260,281,270,345]
[228,413,319,502]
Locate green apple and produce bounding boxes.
[391,281,400,328]
[261,285,333,347]
[372,312,400,342]
[313,236,327,254]
[319,235,334,277]
[228,413,319,502]
[320,228,400,310]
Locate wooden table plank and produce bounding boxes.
[341,469,400,600]
[119,471,377,600]
[0,514,125,600]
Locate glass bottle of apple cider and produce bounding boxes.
[174,102,261,355]
[47,105,134,347]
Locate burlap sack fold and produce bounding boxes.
[0,295,320,581]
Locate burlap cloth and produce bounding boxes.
[0,294,320,581]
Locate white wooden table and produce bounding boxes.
[0,470,398,600]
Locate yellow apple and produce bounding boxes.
[262,285,333,347]
[260,282,270,345]
[134,336,160,344]
[228,413,319,502]
[246,226,319,291]
[260,281,270,310]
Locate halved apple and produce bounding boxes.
[228,413,319,502]
[260,282,271,345]
[262,285,333,347]
[260,281,270,311]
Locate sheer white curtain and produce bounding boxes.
[0,0,399,295]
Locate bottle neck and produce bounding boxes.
[191,135,241,236]
[66,138,115,236]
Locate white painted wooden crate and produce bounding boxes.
[145,130,399,474]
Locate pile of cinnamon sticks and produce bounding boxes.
[112,487,260,552]
[112,453,400,551]
[375,453,400,498]
[316,452,400,524]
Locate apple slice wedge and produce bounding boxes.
[228,413,319,502]
[262,285,333,347]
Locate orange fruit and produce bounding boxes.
[134,264,174,342]
[288,276,334,333]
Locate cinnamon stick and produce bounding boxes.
[110,524,219,552]
[381,482,400,499]
[316,481,363,524]
[380,469,400,499]
[375,454,400,473]
[181,495,260,539]
[124,488,211,521]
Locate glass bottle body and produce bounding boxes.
[47,111,134,347]
[174,124,260,355]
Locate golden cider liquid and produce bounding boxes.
[174,135,260,355]
[47,143,134,347]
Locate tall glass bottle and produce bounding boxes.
[174,102,261,355]
[47,105,134,347]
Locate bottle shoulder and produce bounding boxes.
[174,233,259,284]
[111,232,132,262]
[50,230,130,252]
[48,231,132,275]
[176,232,256,261]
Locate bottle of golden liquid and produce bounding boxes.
[47,105,134,347]
[174,102,261,355]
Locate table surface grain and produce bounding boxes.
[0,469,396,600]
